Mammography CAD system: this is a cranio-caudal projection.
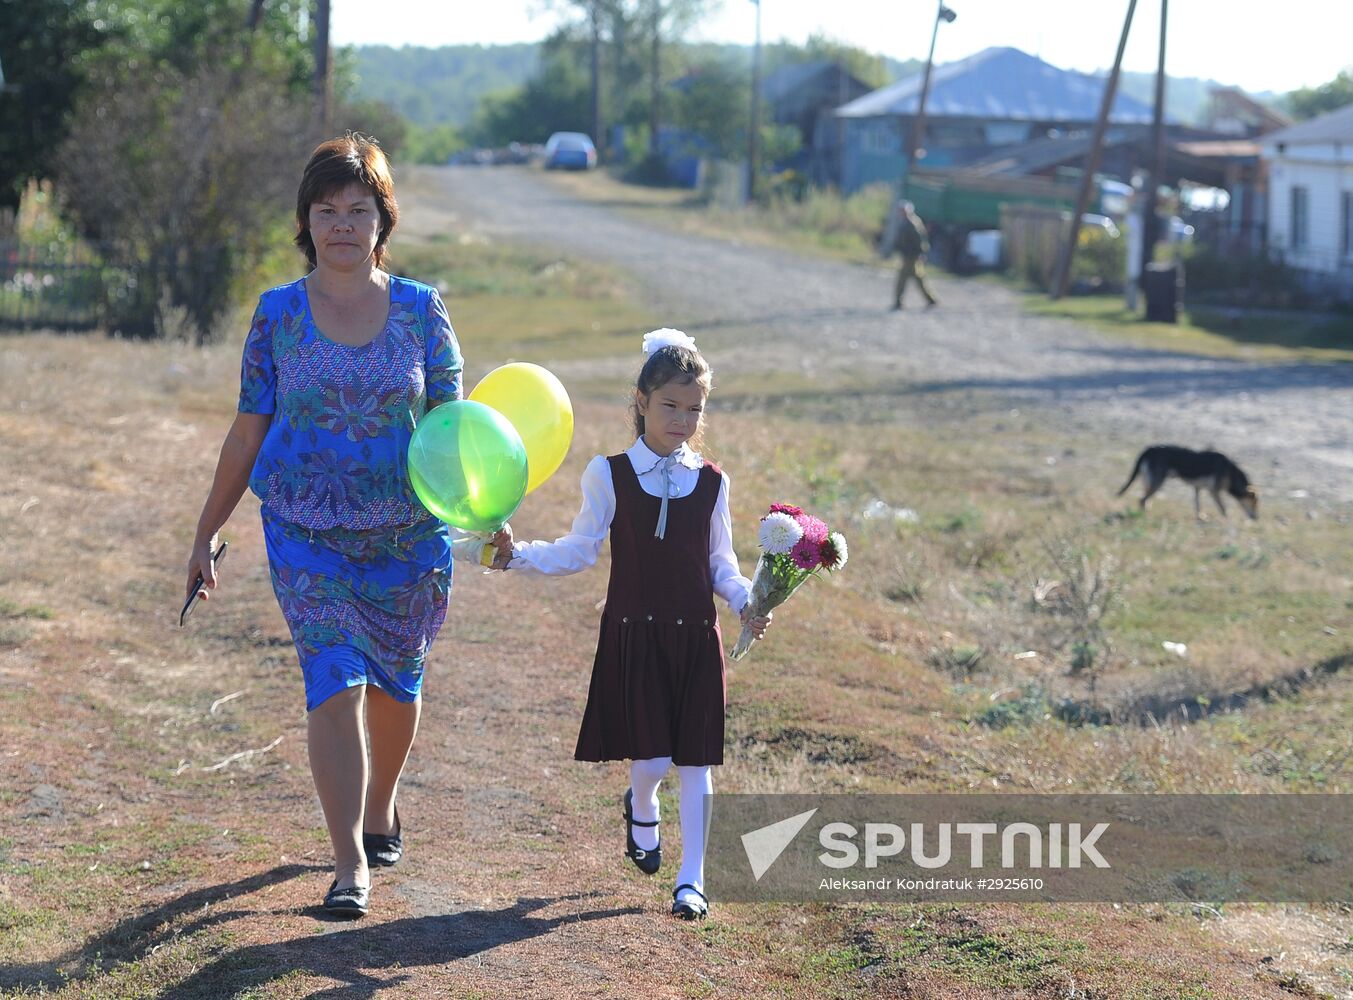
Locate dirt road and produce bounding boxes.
[407,166,1353,504]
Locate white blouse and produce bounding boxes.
[508,438,753,612]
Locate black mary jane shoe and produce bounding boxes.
[363,806,403,868]
[623,788,662,876]
[671,883,708,921]
[323,879,370,918]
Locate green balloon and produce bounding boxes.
[408,400,528,533]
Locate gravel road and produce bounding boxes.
[405,166,1353,504]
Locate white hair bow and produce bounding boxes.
[642,328,697,357]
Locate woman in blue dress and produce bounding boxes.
[185,134,507,918]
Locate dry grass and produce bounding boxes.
[3,216,1350,997]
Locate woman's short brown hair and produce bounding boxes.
[294,133,399,268]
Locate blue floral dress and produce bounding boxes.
[239,274,462,710]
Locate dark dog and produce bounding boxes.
[1118,445,1258,520]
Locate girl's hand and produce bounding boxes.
[488,524,513,571]
[740,605,772,639]
[185,536,219,603]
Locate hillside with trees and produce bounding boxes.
[345,38,1288,136]
[347,43,539,127]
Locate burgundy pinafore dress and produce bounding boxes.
[573,455,728,766]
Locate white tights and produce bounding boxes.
[629,757,712,901]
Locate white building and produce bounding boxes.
[1263,102,1353,302]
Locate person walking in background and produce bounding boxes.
[889,200,938,310]
[184,134,507,919]
[502,329,771,922]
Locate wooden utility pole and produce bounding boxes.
[312,0,332,134]
[590,1,603,156]
[1050,0,1137,300]
[906,2,954,194]
[1139,0,1169,283]
[649,4,662,155]
[747,0,762,202]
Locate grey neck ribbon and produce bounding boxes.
[654,453,681,540]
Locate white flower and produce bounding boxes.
[823,531,849,571]
[642,328,697,357]
[758,512,803,554]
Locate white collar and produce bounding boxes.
[628,437,703,475]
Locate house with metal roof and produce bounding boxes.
[1262,101,1353,300]
[761,60,873,186]
[833,46,1157,193]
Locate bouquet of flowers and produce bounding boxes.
[730,503,848,660]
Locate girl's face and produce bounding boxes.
[307,183,382,271]
[637,377,706,454]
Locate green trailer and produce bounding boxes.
[896,169,1088,270]
[903,169,1082,229]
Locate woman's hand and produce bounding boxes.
[488,524,513,571]
[185,536,220,604]
[740,604,772,640]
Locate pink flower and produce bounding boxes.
[790,536,823,570]
[769,502,804,517]
[795,514,828,545]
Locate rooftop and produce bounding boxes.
[836,46,1158,125]
[1264,100,1353,146]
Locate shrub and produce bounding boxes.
[57,60,311,341]
[1178,245,1305,307]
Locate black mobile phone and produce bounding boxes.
[180,541,228,627]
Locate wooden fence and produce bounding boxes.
[0,240,150,333]
[999,203,1072,293]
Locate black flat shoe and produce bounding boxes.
[671,883,708,921]
[323,879,369,918]
[363,806,403,868]
[623,788,661,875]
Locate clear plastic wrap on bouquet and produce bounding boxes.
[731,554,803,659]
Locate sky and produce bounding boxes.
[331,0,1352,95]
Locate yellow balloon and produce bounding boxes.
[469,363,574,494]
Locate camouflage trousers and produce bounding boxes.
[893,255,937,307]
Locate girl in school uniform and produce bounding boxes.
[505,329,771,920]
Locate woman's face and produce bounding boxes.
[307,183,382,271]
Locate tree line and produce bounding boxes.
[3,0,312,341]
[0,0,391,342]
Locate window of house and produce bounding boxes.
[984,122,1032,145]
[1342,191,1353,257]
[1290,186,1308,249]
[860,122,901,155]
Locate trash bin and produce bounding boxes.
[1142,262,1183,323]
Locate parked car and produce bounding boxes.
[1080,213,1121,239]
[544,132,597,170]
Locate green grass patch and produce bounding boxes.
[395,240,654,364]
[1,602,53,619]
[1024,292,1353,362]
